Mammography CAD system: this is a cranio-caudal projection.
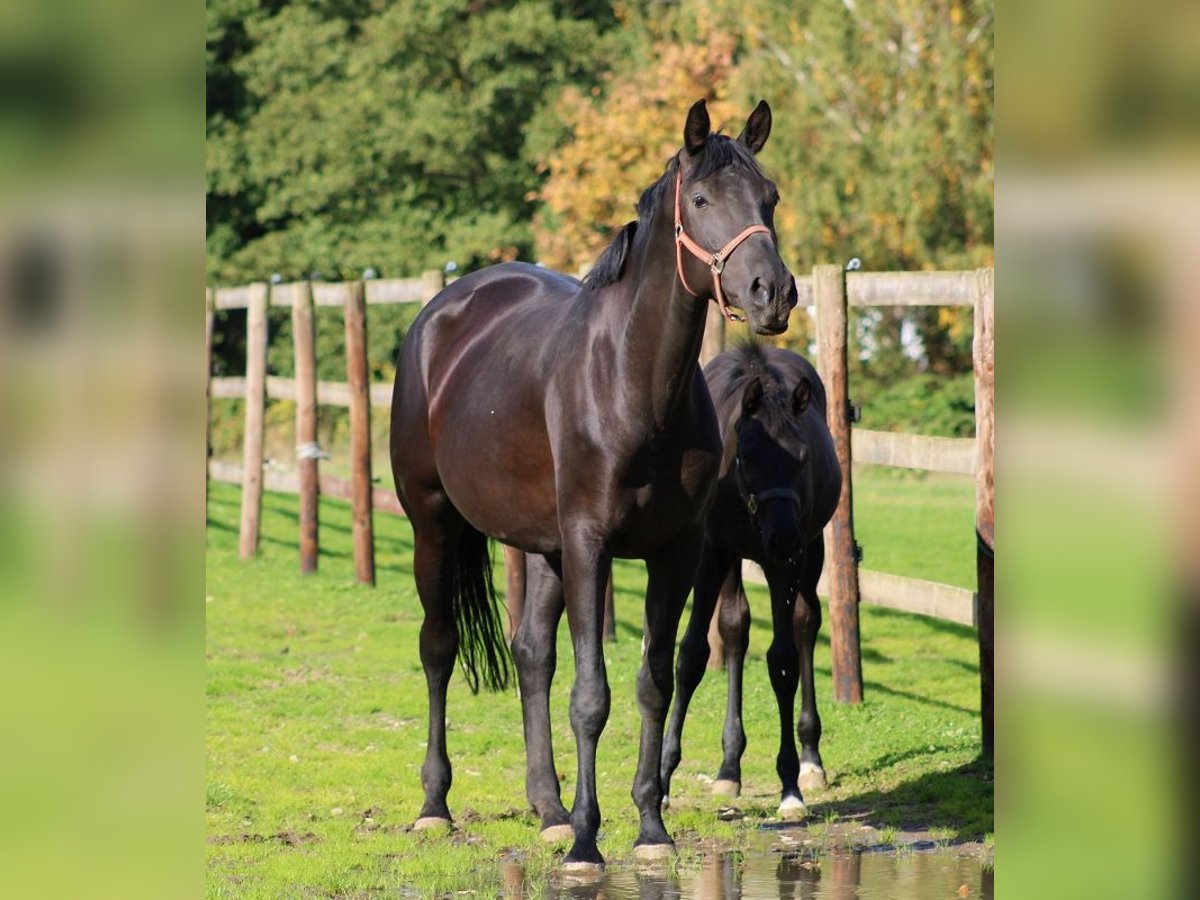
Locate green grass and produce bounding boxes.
[206,467,989,897]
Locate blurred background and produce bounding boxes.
[1,0,1196,895]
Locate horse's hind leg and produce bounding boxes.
[661,547,735,804]
[510,552,571,841]
[795,537,827,792]
[410,500,462,830]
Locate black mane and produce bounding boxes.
[581,134,766,291]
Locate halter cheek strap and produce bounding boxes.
[674,171,773,323]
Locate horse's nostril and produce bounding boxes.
[750,276,775,306]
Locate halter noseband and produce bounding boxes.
[673,170,773,323]
[734,455,801,518]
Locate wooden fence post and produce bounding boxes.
[503,545,525,641]
[815,264,863,704]
[238,282,269,559]
[293,281,320,574]
[421,269,445,306]
[602,574,616,643]
[700,301,726,368]
[205,287,215,487]
[344,280,375,586]
[502,546,615,642]
[973,267,995,758]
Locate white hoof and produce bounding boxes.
[560,860,604,879]
[661,795,670,810]
[776,796,808,820]
[711,779,741,797]
[799,761,828,792]
[634,843,676,862]
[540,823,574,843]
[413,816,452,831]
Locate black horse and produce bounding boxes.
[390,100,796,869]
[660,344,841,818]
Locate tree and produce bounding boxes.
[534,30,739,273]
[206,0,620,284]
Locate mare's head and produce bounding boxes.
[729,348,817,562]
[675,100,796,335]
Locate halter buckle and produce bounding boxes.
[674,222,683,238]
[745,494,758,515]
[710,254,725,274]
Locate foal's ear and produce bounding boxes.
[790,377,811,416]
[737,100,772,154]
[684,99,711,156]
[742,376,764,415]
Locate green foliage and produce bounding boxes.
[857,372,976,438]
[207,0,621,284]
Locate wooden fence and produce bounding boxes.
[205,264,994,756]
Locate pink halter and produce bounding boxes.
[673,170,773,323]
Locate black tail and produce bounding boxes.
[452,527,513,693]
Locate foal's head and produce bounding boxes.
[674,100,796,335]
[732,359,817,562]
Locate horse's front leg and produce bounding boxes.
[560,537,612,870]
[763,563,805,819]
[795,537,827,792]
[511,552,572,841]
[634,531,703,858]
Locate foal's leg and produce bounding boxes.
[661,547,735,804]
[795,538,827,792]
[632,535,702,858]
[764,564,807,818]
[560,538,612,869]
[511,552,572,841]
[713,566,751,796]
[410,508,462,829]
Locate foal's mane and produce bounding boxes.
[581,134,766,291]
[707,341,795,431]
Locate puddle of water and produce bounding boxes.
[502,848,993,899]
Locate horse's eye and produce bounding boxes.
[691,194,708,208]
[770,191,780,206]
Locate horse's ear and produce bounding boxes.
[737,100,772,154]
[684,99,710,156]
[742,376,764,415]
[790,376,812,416]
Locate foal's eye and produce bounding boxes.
[691,194,708,208]
[769,190,780,206]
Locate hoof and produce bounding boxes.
[799,762,828,792]
[540,823,574,843]
[634,843,676,862]
[661,795,670,810]
[560,860,604,878]
[777,795,807,820]
[712,779,741,797]
[413,816,452,831]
